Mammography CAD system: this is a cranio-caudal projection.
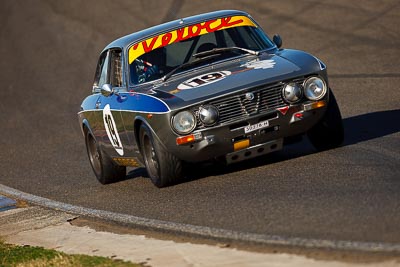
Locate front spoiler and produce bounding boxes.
[225,138,283,164]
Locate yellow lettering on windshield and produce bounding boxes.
[128,15,257,64]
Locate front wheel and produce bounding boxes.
[85,129,126,184]
[307,90,344,151]
[139,124,184,187]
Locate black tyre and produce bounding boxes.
[307,90,344,151]
[139,124,184,187]
[85,129,126,184]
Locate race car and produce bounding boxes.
[78,10,344,187]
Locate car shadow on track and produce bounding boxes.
[342,109,400,146]
[127,109,400,185]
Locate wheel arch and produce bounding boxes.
[133,117,144,149]
[81,119,94,138]
[133,116,166,151]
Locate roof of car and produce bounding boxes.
[103,10,252,51]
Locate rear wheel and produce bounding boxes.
[307,90,344,151]
[139,124,184,187]
[85,129,126,184]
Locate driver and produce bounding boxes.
[131,58,159,84]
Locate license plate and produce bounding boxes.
[244,120,269,133]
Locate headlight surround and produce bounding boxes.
[282,83,302,103]
[172,110,196,135]
[198,105,219,126]
[303,76,327,101]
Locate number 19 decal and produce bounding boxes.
[103,104,124,156]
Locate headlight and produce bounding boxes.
[172,111,196,134]
[282,83,302,103]
[198,105,219,126]
[304,77,327,100]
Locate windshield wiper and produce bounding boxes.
[162,54,221,82]
[193,46,260,59]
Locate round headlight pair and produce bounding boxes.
[282,76,327,103]
[172,105,219,134]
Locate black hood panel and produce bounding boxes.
[138,51,323,110]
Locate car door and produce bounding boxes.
[92,49,130,158]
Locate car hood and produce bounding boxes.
[142,52,319,109]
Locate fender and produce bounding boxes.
[81,118,94,137]
[277,49,326,76]
[133,116,169,152]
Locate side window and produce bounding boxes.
[93,51,110,91]
[98,52,110,87]
[93,49,123,90]
[110,49,123,87]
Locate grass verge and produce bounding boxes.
[0,240,141,267]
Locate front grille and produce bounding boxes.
[194,77,305,129]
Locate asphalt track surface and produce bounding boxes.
[1,0,399,249]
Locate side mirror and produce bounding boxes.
[101,84,113,97]
[273,34,282,49]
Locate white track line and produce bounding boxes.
[1,184,399,253]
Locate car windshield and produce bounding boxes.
[128,16,275,85]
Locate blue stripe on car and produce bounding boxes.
[97,93,170,113]
[79,93,170,114]
[118,93,170,113]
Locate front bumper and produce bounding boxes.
[165,99,327,163]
